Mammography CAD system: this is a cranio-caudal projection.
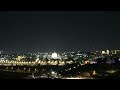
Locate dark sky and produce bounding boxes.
[0,11,120,53]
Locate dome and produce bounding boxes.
[51,52,58,59]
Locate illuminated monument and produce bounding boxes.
[51,52,58,59]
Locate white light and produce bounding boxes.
[119,59,120,61]
[69,68,71,70]
[51,52,58,59]
[51,71,55,74]
[73,67,76,68]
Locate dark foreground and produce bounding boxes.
[0,70,31,79]
[0,70,120,79]
[1,63,120,79]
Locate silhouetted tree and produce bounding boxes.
[96,58,103,64]
[102,57,108,64]
[114,57,120,64]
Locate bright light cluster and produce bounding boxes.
[51,52,58,59]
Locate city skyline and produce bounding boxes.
[0,11,120,53]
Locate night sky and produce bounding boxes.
[0,11,120,53]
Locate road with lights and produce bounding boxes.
[0,60,72,66]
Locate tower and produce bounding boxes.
[106,50,109,55]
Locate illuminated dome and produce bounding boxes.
[51,52,58,59]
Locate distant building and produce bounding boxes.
[106,50,110,55]
[51,52,61,60]
[51,52,58,59]
[102,50,106,54]
[111,50,120,54]
[16,56,22,61]
[101,50,110,55]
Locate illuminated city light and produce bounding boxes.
[0,49,120,79]
[73,67,76,68]
[51,52,58,59]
